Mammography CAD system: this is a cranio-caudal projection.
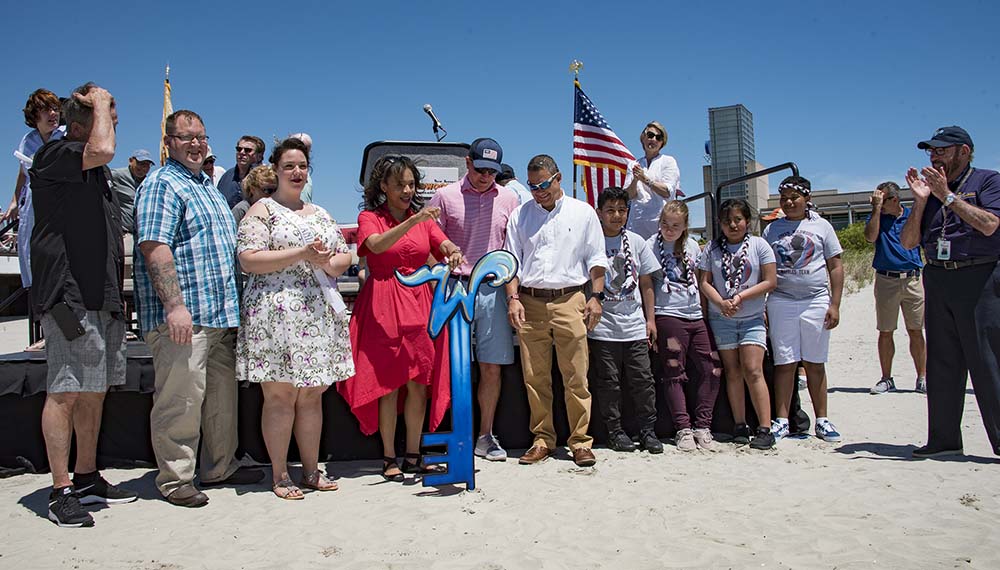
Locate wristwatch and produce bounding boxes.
[590,291,606,302]
[943,193,957,208]
[507,293,520,302]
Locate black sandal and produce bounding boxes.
[401,452,444,474]
[381,456,404,482]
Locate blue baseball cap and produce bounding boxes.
[469,138,503,173]
[918,126,974,150]
[130,149,155,163]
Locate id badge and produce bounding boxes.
[937,238,951,261]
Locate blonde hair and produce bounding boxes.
[643,121,668,146]
[241,165,277,200]
[661,200,689,254]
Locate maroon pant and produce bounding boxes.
[656,315,721,430]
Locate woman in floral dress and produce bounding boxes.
[236,138,354,499]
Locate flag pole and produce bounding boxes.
[570,59,583,201]
[159,64,173,166]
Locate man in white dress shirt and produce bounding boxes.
[504,154,608,467]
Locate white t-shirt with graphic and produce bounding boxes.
[697,235,776,319]
[589,230,660,342]
[649,235,703,320]
[762,215,843,300]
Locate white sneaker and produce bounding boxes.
[474,434,507,461]
[815,419,842,443]
[676,428,697,452]
[770,420,790,441]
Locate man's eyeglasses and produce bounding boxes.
[529,172,559,192]
[236,146,256,154]
[473,166,497,176]
[925,146,956,157]
[644,131,663,141]
[169,134,209,143]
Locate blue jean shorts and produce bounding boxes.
[450,278,515,365]
[706,314,767,351]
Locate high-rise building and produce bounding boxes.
[708,104,761,205]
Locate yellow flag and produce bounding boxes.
[159,66,172,166]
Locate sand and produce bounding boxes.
[1,282,998,570]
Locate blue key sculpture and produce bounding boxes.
[396,250,518,491]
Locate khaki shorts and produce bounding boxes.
[874,272,924,332]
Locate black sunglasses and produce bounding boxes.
[473,166,498,176]
[644,131,663,141]
[236,146,256,154]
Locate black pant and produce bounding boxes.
[588,339,656,434]
[923,262,1000,453]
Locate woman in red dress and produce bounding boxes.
[338,155,464,481]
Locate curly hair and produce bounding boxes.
[241,165,277,200]
[362,155,424,213]
[23,88,60,128]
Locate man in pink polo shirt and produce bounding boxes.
[428,138,521,461]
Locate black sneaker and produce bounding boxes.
[48,486,94,528]
[733,423,752,445]
[74,473,138,505]
[608,431,635,452]
[912,444,963,459]
[749,427,775,450]
[201,467,265,487]
[639,431,664,454]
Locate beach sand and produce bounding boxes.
[1,282,998,570]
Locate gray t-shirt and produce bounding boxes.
[697,235,775,319]
[589,230,660,342]
[762,215,843,300]
[649,235,703,320]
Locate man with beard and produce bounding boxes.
[901,126,1000,458]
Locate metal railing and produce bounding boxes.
[693,162,800,239]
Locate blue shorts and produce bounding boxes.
[706,314,767,351]
[450,278,515,365]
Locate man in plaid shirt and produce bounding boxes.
[134,110,263,508]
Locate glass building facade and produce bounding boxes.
[708,104,755,201]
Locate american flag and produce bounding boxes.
[572,81,635,207]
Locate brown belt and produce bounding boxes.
[520,285,584,299]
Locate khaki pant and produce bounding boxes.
[518,291,593,450]
[874,272,924,332]
[147,325,239,497]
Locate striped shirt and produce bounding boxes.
[134,158,240,332]
[428,176,520,276]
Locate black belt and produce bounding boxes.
[520,285,584,299]
[876,269,921,278]
[926,256,998,270]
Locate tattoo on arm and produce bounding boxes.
[147,260,184,309]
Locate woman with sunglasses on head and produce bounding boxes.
[624,121,682,239]
[762,176,845,444]
[236,138,355,500]
[2,89,66,303]
[338,155,464,482]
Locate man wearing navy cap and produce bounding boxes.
[901,126,1000,458]
[428,138,521,461]
[110,148,155,233]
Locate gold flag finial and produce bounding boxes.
[569,60,583,79]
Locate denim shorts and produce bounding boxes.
[449,278,515,365]
[706,314,767,351]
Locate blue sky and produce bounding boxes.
[2,1,998,227]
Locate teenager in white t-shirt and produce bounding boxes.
[649,200,722,452]
[762,176,845,443]
[698,199,777,450]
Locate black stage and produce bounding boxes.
[0,343,805,474]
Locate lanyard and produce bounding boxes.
[939,167,974,238]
